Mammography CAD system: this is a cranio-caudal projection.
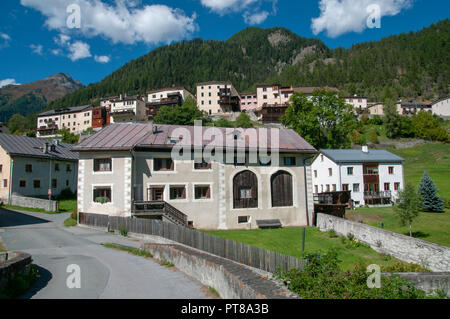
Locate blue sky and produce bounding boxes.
[0,0,448,87]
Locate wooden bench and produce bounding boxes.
[256,219,282,229]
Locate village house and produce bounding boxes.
[196,81,241,115]
[432,96,450,119]
[36,105,93,137]
[107,94,147,123]
[344,95,369,111]
[146,87,195,117]
[398,101,433,116]
[311,146,404,207]
[239,93,258,112]
[73,123,318,230]
[0,134,78,202]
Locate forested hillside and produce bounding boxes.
[270,19,449,101]
[45,19,450,113]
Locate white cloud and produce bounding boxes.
[200,0,276,25]
[94,55,110,63]
[311,0,412,38]
[0,79,19,88]
[54,34,70,46]
[30,44,43,55]
[51,48,62,55]
[20,0,197,45]
[200,0,258,13]
[68,41,92,61]
[243,11,269,25]
[0,32,11,49]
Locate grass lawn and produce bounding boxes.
[203,227,425,271]
[1,199,77,215]
[347,207,450,247]
[388,143,450,199]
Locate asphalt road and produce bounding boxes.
[0,208,209,299]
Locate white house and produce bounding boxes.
[108,94,147,123]
[311,146,405,207]
[345,95,369,111]
[432,97,450,119]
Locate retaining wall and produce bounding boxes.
[0,251,32,289]
[10,195,58,212]
[316,213,450,272]
[383,272,450,296]
[142,243,298,299]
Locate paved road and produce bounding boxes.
[0,208,209,299]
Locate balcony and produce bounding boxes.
[133,201,188,227]
[364,191,392,205]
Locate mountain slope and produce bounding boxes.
[47,20,449,111]
[0,73,83,121]
[47,27,327,109]
[270,19,450,101]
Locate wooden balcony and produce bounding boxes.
[364,191,392,199]
[133,201,188,227]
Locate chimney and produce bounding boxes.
[362,145,369,153]
[43,142,50,154]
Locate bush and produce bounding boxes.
[57,188,76,200]
[275,249,429,299]
[70,210,77,220]
[382,261,430,273]
[369,128,379,144]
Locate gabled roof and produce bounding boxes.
[320,149,404,164]
[38,105,92,117]
[0,133,79,161]
[73,123,318,154]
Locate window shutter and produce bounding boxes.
[170,160,174,171]
[206,186,211,199]
[182,187,186,199]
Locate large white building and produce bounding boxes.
[344,95,369,111]
[108,94,147,123]
[311,147,405,207]
[196,81,241,115]
[147,87,195,104]
[432,97,450,119]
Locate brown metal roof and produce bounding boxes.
[73,123,317,154]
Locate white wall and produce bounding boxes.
[432,98,450,117]
[379,163,404,201]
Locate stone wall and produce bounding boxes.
[10,195,59,212]
[316,213,450,272]
[0,251,32,289]
[142,243,298,299]
[383,272,450,297]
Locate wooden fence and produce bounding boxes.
[79,212,304,273]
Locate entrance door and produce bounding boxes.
[148,187,164,201]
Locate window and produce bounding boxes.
[0,164,2,173]
[25,164,32,173]
[263,95,267,99]
[170,186,186,200]
[55,163,60,171]
[384,183,390,191]
[52,179,57,188]
[94,187,112,203]
[332,184,337,192]
[262,88,267,92]
[154,158,174,171]
[66,164,72,172]
[342,184,349,191]
[326,184,330,192]
[34,180,41,188]
[239,188,252,199]
[2,179,7,188]
[364,166,379,175]
[284,157,296,166]
[238,216,250,224]
[389,166,394,175]
[271,171,293,207]
[321,155,324,162]
[394,183,400,191]
[94,158,112,172]
[66,180,69,187]
[19,180,26,188]
[315,185,319,193]
[353,183,360,193]
[328,168,333,176]
[314,170,317,178]
[194,160,211,170]
[347,167,354,175]
[194,185,211,200]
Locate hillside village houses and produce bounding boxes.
[0,134,78,203]
[146,87,195,117]
[73,123,317,230]
[36,105,93,138]
[196,81,241,114]
[311,146,405,207]
[107,94,147,123]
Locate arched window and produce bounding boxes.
[233,170,258,209]
[271,171,293,207]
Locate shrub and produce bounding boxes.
[382,261,430,273]
[118,225,128,237]
[57,188,76,200]
[347,233,355,241]
[276,249,429,299]
[369,128,379,144]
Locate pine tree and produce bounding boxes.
[418,172,445,212]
